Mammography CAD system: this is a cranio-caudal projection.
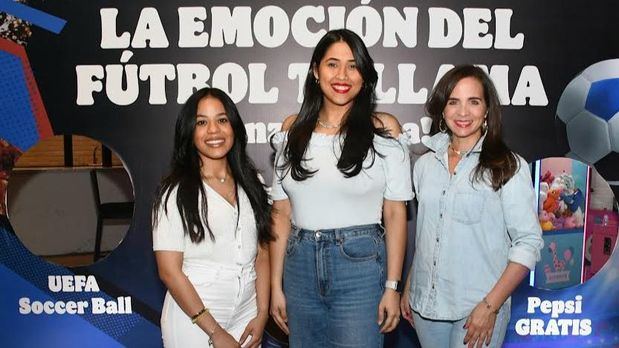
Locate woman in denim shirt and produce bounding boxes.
[400,65,543,348]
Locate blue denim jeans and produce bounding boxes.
[412,303,510,348]
[283,224,386,348]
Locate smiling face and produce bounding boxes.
[193,96,234,165]
[313,41,363,110]
[443,76,488,148]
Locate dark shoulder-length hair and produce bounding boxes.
[426,65,519,191]
[152,87,273,245]
[280,29,389,181]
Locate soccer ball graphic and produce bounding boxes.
[556,59,619,184]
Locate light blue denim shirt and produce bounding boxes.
[409,132,543,321]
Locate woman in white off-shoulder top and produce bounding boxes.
[269,29,413,348]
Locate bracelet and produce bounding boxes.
[482,297,500,315]
[191,307,209,324]
[207,322,220,346]
[207,322,219,337]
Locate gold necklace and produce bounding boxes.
[203,172,227,184]
[317,118,340,129]
[448,143,470,157]
[203,174,236,202]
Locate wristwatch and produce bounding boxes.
[385,280,401,292]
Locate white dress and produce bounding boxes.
[153,182,258,347]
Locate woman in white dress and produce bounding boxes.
[152,87,273,348]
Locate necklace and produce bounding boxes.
[203,172,228,183]
[317,118,341,129]
[449,143,470,157]
[203,174,236,204]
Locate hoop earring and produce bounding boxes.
[439,117,447,133]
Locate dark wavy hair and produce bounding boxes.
[426,65,519,191]
[279,29,389,181]
[153,87,272,245]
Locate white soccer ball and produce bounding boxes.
[556,59,619,184]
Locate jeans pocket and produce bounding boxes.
[285,234,300,257]
[339,235,379,261]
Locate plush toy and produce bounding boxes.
[559,173,576,193]
[550,176,566,192]
[563,215,577,229]
[557,200,569,217]
[541,170,554,186]
[539,211,555,231]
[563,188,585,213]
[543,189,561,213]
[539,182,549,205]
[572,208,585,227]
[552,215,566,230]
[540,221,554,231]
[551,172,574,192]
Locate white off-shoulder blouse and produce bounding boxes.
[271,131,413,230]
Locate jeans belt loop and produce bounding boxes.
[291,224,299,238]
[334,229,343,244]
[377,224,386,238]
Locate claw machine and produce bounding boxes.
[532,157,589,290]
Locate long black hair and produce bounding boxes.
[279,29,389,181]
[153,87,273,245]
[426,65,519,191]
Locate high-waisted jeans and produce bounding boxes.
[284,224,386,348]
[161,260,257,347]
[412,302,510,348]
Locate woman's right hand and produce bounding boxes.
[211,328,241,348]
[270,288,289,335]
[400,287,414,327]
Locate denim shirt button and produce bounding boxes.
[442,190,446,195]
[436,237,439,242]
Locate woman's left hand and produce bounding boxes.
[377,290,401,333]
[400,286,414,327]
[239,312,268,348]
[463,301,498,348]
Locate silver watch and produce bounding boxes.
[385,280,401,292]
